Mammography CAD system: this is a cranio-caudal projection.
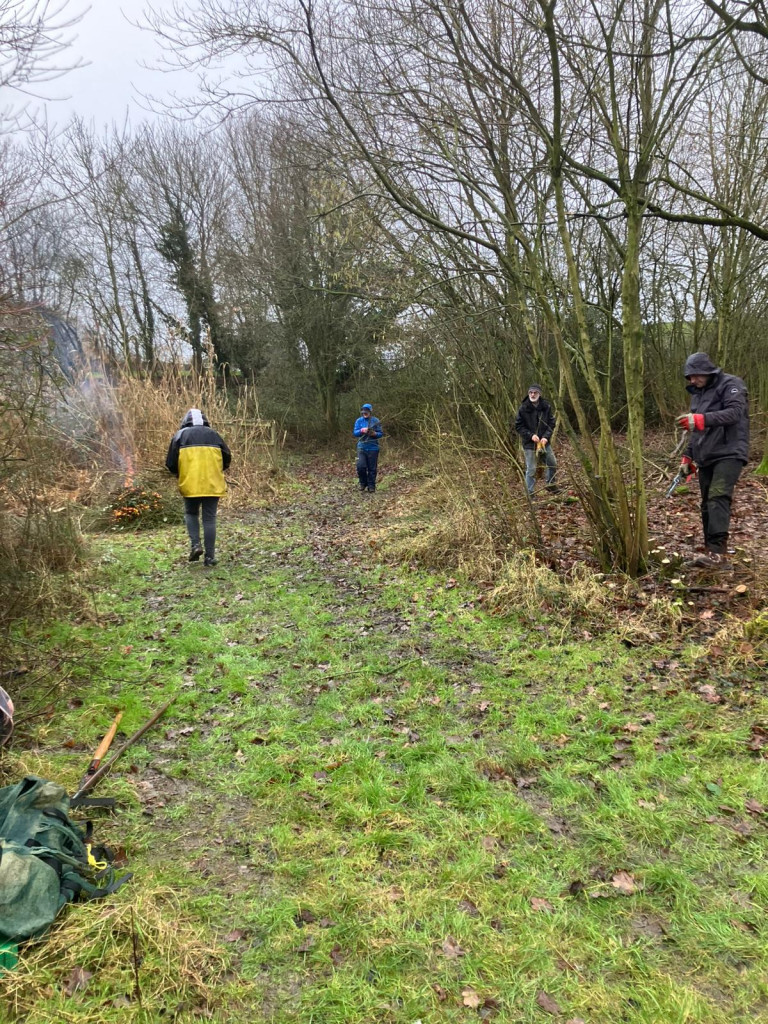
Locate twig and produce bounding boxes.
[379,657,424,678]
[130,906,143,1010]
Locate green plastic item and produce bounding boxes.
[0,942,19,973]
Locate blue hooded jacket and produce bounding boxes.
[353,410,383,452]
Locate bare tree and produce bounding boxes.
[0,0,86,131]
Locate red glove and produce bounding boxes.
[677,413,705,431]
[680,456,697,479]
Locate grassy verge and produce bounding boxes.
[2,464,767,1024]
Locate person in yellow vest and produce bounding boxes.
[166,408,231,566]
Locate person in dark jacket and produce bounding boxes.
[166,408,231,566]
[514,384,557,495]
[353,403,383,493]
[677,353,749,568]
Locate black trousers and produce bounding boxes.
[356,450,379,491]
[697,459,743,553]
[183,496,219,558]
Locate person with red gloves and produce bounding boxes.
[677,352,749,568]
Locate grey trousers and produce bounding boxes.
[183,496,219,558]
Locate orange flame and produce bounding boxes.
[120,447,136,488]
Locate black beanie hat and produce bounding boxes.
[527,384,543,395]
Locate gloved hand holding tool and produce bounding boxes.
[666,456,697,499]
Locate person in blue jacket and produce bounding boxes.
[353,403,383,492]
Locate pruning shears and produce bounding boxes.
[665,432,691,498]
[665,470,686,499]
[666,465,696,499]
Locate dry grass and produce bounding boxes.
[378,420,536,580]
[2,888,231,1023]
[0,503,83,628]
[373,426,685,642]
[111,360,284,507]
[705,608,768,671]
[486,548,608,618]
[484,549,682,641]
[382,476,509,579]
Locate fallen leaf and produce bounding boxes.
[296,935,315,953]
[432,983,449,1002]
[729,918,757,934]
[611,871,637,895]
[637,799,656,810]
[698,684,722,704]
[732,821,754,837]
[745,799,765,815]
[294,908,317,925]
[222,929,247,942]
[481,835,498,851]
[462,987,482,1009]
[329,944,344,966]
[63,967,93,997]
[458,898,480,917]
[441,935,466,958]
[536,990,562,1015]
[111,846,129,867]
[531,897,554,912]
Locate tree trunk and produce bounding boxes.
[621,207,649,571]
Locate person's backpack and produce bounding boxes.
[0,775,130,946]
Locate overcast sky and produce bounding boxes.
[41,1,199,129]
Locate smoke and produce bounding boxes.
[41,311,137,486]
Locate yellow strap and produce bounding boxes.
[86,844,108,871]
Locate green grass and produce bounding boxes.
[2,471,768,1024]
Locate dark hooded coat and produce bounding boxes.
[683,353,749,467]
